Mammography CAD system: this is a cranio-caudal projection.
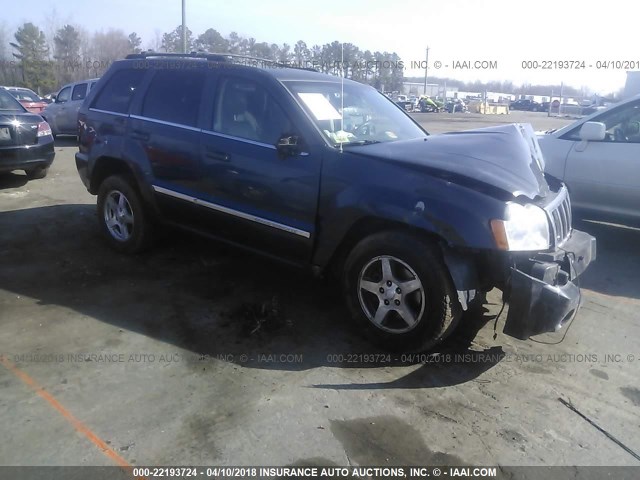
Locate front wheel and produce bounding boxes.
[343,231,462,352]
[97,175,154,253]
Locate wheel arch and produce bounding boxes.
[323,216,483,311]
[322,216,445,279]
[89,155,151,197]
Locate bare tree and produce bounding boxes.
[87,29,130,77]
[42,6,72,59]
[0,21,8,60]
[293,40,309,65]
[146,29,163,52]
[0,21,13,85]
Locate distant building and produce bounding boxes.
[514,94,580,104]
[623,71,640,98]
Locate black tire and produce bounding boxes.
[343,231,462,352]
[97,175,154,254]
[26,166,49,179]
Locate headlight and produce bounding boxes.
[490,203,550,251]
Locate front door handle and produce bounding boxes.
[131,129,150,141]
[205,150,230,162]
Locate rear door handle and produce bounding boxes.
[131,129,150,141]
[205,150,230,162]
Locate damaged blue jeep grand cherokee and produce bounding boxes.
[75,52,596,352]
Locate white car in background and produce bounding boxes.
[538,94,640,222]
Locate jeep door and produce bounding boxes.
[198,72,322,263]
[128,67,207,226]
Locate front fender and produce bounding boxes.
[312,153,507,269]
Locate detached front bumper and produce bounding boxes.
[503,229,596,340]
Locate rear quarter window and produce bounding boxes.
[91,69,146,114]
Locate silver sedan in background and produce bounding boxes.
[538,94,640,223]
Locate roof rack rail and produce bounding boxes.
[125,51,318,72]
[212,53,318,72]
[125,51,228,62]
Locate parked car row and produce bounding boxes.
[0,78,98,182]
[510,98,544,112]
[2,79,100,138]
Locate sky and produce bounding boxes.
[2,0,634,94]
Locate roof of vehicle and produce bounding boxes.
[122,51,355,85]
[58,78,101,89]
[1,86,36,92]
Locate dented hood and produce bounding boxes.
[352,123,550,200]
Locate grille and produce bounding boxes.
[546,187,572,246]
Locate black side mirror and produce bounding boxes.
[276,134,301,158]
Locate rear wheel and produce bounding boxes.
[343,231,462,352]
[97,175,154,253]
[26,166,49,179]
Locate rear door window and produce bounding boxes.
[91,68,146,114]
[141,69,205,128]
[72,83,88,101]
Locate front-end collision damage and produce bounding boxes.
[441,248,480,311]
[503,230,596,340]
[441,228,596,341]
[504,268,581,340]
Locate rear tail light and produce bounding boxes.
[37,121,52,137]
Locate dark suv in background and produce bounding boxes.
[75,53,596,352]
